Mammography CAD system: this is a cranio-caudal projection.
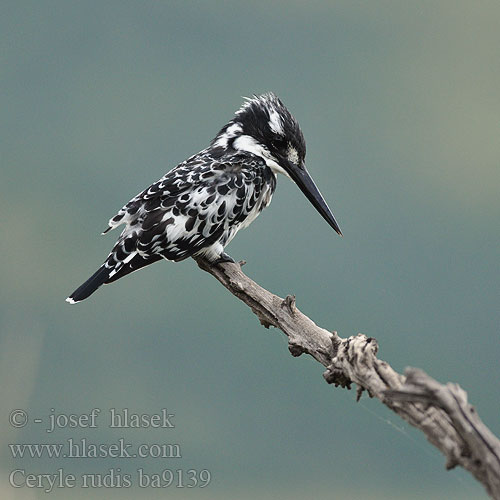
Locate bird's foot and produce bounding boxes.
[214,252,236,265]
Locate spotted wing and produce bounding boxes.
[102,151,274,280]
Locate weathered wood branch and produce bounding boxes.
[194,256,500,499]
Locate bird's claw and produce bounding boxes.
[214,252,236,265]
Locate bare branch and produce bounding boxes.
[194,256,500,499]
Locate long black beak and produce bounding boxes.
[285,160,342,236]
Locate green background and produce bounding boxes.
[1,1,499,498]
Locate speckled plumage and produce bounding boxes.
[105,149,275,269]
[67,92,341,303]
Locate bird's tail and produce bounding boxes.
[66,249,163,304]
[66,266,111,304]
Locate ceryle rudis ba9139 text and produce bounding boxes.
[67,93,342,304]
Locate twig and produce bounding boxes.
[193,256,500,499]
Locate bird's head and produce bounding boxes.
[212,92,342,236]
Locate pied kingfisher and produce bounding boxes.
[67,93,342,304]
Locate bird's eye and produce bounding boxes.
[271,139,287,151]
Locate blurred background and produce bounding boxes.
[1,1,499,498]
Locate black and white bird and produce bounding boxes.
[66,93,342,304]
